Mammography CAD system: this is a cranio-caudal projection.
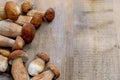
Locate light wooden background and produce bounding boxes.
[1,0,120,80]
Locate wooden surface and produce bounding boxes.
[0,0,119,80]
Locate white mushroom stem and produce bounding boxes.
[28,58,45,76]
[0,35,16,47]
[0,7,7,20]
[0,21,22,38]
[27,10,43,16]
[0,55,8,72]
[15,15,32,25]
[31,70,54,80]
[11,57,29,80]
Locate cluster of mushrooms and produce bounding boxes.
[0,0,60,80]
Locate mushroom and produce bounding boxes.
[0,35,24,50]
[8,50,29,80]
[0,0,32,20]
[27,8,55,22]
[21,0,33,14]
[5,1,21,20]
[31,63,60,80]
[0,20,36,43]
[15,13,43,29]
[0,73,12,80]
[0,48,10,57]
[0,55,8,72]
[28,52,50,76]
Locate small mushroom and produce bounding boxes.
[28,52,50,76]
[31,63,60,80]
[0,20,36,43]
[0,55,8,72]
[0,35,24,50]
[21,0,33,14]
[5,1,21,20]
[30,13,43,29]
[0,48,10,57]
[9,50,29,80]
[15,13,43,29]
[27,8,55,22]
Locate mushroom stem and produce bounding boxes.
[0,21,22,38]
[0,55,8,72]
[0,35,15,47]
[28,58,45,76]
[0,35,24,50]
[31,70,54,80]
[27,8,55,22]
[15,15,32,25]
[27,10,43,16]
[12,57,29,80]
[15,14,42,29]
[0,20,35,43]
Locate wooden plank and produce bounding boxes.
[73,0,120,80]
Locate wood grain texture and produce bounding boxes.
[0,0,119,80]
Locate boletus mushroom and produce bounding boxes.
[8,50,29,80]
[31,63,60,80]
[28,52,50,76]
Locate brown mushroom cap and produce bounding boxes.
[0,49,10,57]
[21,0,33,13]
[8,50,28,63]
[31,13,43,29]
[21,23,36,43]
[44,8,55,22]
[48,63,60,79]
[5,1,21,20]
[12,36,25,51]
[37,52,50,63]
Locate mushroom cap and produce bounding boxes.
[5,1,21,20]
[48,63,60,79]
[21,0,33,13]
[21,23,36,43]
[0,49,10,57]
[37,52,50,63]
[8,50,28,63]
[44,8,55,22]
[31,13,43,29]
[12,36,25,51]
